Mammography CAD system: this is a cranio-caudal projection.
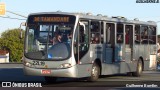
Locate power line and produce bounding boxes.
[6,10,27,18]
[0,15,26,20]
[0,10,27,20]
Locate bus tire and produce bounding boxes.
[44,76,57,83]
[87,63,100,82]
[132,60,143,77]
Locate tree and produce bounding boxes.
[0,29,25,62]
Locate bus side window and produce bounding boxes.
[125,28,129,44]
[148,26,156,44]
[106,24,111,44]
[141,26,148,44]
[101,22,104,43]
[106,23,115,46]
[116,24,124,44]
[135,25,140,44]
[79,25,85,43]
[90,21,100,44]
[125,25,133,45]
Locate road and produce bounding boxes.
[43,70,160,87]
[0,68,44,82]
[0,67,160,87]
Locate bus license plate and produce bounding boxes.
[32,61,45,66]
[41,70,51,74]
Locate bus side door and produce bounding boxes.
[104,23,115,63]
[125,25,134,63]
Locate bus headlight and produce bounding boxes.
[60,63,72,68]
[24,62,32,67]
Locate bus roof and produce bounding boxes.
[28,11,157,26]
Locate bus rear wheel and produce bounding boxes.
[87,63,100,82]
[44,76,57,83]
[132,60,143,77]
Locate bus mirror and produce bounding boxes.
[21,22,26,26]
[19,22,26,39]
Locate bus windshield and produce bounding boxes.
[24,15,76,60]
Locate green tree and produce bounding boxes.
[0,29,25,62]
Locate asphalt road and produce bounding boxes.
[0,68,44,82]
[0,68,160,87]
[43,70,160,87]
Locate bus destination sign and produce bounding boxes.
[34,16,69,22]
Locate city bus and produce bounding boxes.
[22,11,157,82]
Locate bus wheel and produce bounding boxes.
[88,63,100,82]
[44,76,57,83]
[132,60,143,77]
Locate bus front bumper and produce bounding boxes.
[23,65,78,78]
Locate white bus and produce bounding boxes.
[22,12,157,82]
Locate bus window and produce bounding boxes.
[28,28,36,51]
[106,24,111,44]
[116,24,124,44]
[148,26,156,44]
[101,22,104,43]
[125,25,133,44]
[79,25,85,43]
[135,25,140,44]
[106,23,115,45]
[91,21,100,44]
[141,26,148,44]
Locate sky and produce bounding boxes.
[0,0,160,35]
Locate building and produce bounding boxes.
[0,50,9,63]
